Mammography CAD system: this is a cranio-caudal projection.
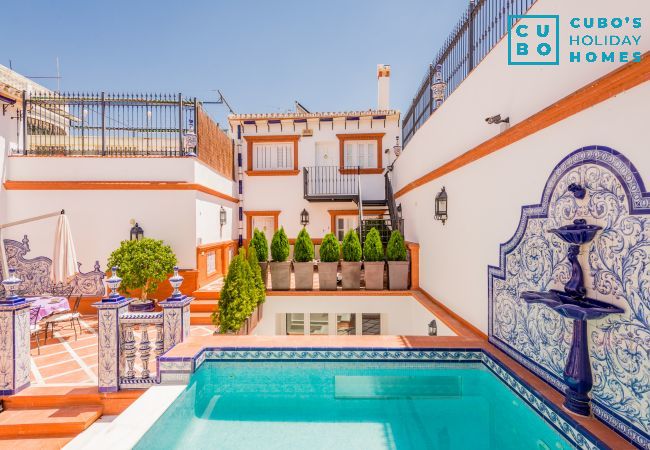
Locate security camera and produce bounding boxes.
[485,114,510,125]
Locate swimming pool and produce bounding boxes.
[136,349,602,449]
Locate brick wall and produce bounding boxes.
[197,106,234,179]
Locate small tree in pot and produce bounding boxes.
[107,238,177,311]
[293,227,314,290]
[341,229,362,290]
[213,250,256,333]
[318,233,340,291]
[363,227,385,290]
[250,228,269,287]
[269,227,291,290]
[387,230,409,290]
[247,246,266,307]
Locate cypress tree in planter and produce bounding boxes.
[363,227,385,290]
[213,251,256,333]
[293,227,314,290]
[341,229,362,290]
[318,233,340,291]
[247,247,266,320]
[270,227,291,290]
[387,230,409,290]
[250,228,269,287]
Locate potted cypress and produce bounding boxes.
[363,227,385,290]
[250,228,269,287]
[247,248,266,321]
[387,230,409,290]
[269,227,291,290]
[213,250,256,333]
[293,227,314,290]
[318,233,340,291]
[341,229,362,290]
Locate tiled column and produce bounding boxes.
[159,267,194,352]
[92,297,132,393]
[0,299,33,395]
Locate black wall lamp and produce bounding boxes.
[130,221,144,240]
[300,209,310,227]
[434,187,448,225]
[428,319,438,336]
[220,206,227,227]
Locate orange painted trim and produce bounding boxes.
[196,240,238,287]
[245,134,300,172]
[328,208,387,233]
[395,53,650,199]
[336,133,384,172]
[3,180,239,203]
[406,241,420,290]
[244,210,281,241]
[416,288,487,339]
[244,170,300,176]
[339,168,384,175]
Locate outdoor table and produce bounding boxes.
[29,296,70,322]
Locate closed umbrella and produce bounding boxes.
[51,213,79,283]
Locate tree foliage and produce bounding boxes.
[363,227,384,262]
[107,238,177,300]
[250,228,269,262]
[293,227,314,262]
[386,230,408,261]
[342,229,362,262]
[247,246,266,306]
[271,227,290,262]
[319,233,341,262]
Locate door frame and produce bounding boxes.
[244,210,281,242]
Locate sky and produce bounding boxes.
[3,0,468,126]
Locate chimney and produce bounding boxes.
[377,64,390,110]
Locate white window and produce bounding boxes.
[344,140,377,169]
[253,142,293,171]
[336,216,358,241]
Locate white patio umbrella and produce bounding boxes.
[51,213,79,283]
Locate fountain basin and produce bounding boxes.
[521,290,624,321]
[548,219,602,245]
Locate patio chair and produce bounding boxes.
[44,295,83,342]
[30,305,42,355]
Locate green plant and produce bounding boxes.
[214,250,257,333]
[363,228,384,262]
[342,229,362,262]
[387,230,408,261]
[293,227,314,262]
[319,233,341,262]
[247,246,266,305]
[250,228,269,262]
[271,227,290,262]
[359,219,391,245]
[107,238,177,301]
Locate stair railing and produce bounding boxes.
[385,170,402,234]
[357,166,364,247]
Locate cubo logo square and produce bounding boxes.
[508,15,560,65]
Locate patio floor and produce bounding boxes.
[29,315,216,386]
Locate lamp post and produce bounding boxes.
[300,209,310,227]
[434,187,448,225]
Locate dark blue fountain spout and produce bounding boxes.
[521,217,623,416]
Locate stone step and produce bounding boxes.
[190,299,218,313]
[0,435,75,449]
[192,289,220,300]
[190,312,214,325]
[0,405,103,438]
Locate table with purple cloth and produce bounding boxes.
[29,296,70,322]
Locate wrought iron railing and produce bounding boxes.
[20,92,199,156]
[384,171,401,234]
[402,0,536,146]
[303,166,360,199]
[360,215,404,246]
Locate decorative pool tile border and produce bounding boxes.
[159,347,606,449]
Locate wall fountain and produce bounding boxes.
[521,185,624,416]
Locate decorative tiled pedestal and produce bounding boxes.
[0,298,33,395]
[159,295,193,352]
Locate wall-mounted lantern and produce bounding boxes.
[396,203,402,219]
[393,136,402,158]
[130,221,144,241]
[434,187,448,225]
[300,208,310,227]
[428,319,438,336]
[220,206,227,227]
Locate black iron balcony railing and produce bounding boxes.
[360,215,404,246]
[303,166,360,201]
[402,0,536,147]
[19,92,199,156]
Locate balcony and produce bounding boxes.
[303,166,360,202]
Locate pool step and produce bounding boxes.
[0,405,103,438]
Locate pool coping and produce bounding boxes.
[156,347,610,450]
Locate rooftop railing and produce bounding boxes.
[402,0,536,147]
[19,92,199,156]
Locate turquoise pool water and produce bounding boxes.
[136,361,574,449]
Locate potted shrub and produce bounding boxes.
[250,228,269,287]
[318,233,340,291]
[270,227,291,290]
[107,238,177,311]
[213,251,256,333]
[247,248,266,320]
[363,227,385,290]
[387,230,409,290]
[341,229,362,290]
[293,227,314,290]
